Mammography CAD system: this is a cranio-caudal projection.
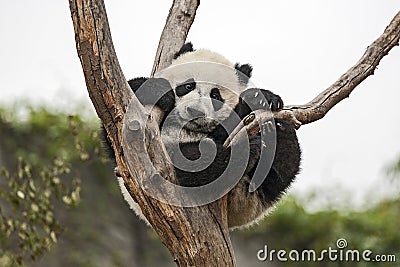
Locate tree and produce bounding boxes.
[67,1,400,265]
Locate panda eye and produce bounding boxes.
[185,83,195,90]
[210,88,222,101]
[211,88,224,111]
[176,79,196,97]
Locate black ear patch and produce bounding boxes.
[128,77,148,91]
[173,42,195,59]
[235,63,253,85]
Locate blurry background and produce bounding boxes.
[0,0,399,266]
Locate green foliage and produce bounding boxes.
[0,105,102,165]
[0,105,105,266]
[386,157,400,193]
[0,159,80,264]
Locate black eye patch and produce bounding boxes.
[210,88,224,111]
[175,78,196,97]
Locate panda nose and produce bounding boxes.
[187,107,206,118]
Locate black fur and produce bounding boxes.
[127,77,147,91]
[209,88,285,143]
[100,126,115,160]
[101,77,175,161]
[174,136,262,187]
[173,42,195,59]
[210,88,224,111]
[235,88,284,118]
[175,78,196,97]
[137,83,300,206]
[101,43,301,214]
[175,86,300,206]
[128,77,175,112]
[257,119,301,203]
[235,63,253,85]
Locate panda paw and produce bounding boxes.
[240,88,284,112]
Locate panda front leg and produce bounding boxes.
[227,88,301,228]
[227,121,301,229]
[236,87,301,202]
[261,118,301,199]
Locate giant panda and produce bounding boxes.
[102,42,301,229]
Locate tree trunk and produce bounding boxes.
[68,0,235,265]
[68,0,400,265]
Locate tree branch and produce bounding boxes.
[289,11,400,125]
[225,11,400,147]
[69,0,235,266]
[69,0,399,263]
[151,0,200,76]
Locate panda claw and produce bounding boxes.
[262,140,267,148]
[240,88,284,112]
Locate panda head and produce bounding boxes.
[156,43,253,133]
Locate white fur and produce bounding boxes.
[174,49,233,66]
[156,49,245,148]
[227,176,274,229]
[157,50,245,95]
[117,177,150,225]
[120,49,270,229]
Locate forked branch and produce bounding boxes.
[69,0,235,266]
[69,0,399,265]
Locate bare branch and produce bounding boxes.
[226,11,400,146]
[223,110,301,148]
[151,0,200,75]
[69,0,235,266]
[69,0,398,263]
[149,0,235,265]
[288,11,400,126]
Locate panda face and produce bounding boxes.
[156,49,249,134]
[172,79,239,133]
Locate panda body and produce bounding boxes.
[104,43,301,229]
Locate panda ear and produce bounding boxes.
[235,63,253,84]
[173,42,195,59]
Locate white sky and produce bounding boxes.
[0,0,399,209]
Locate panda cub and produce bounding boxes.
[103,43,301,229]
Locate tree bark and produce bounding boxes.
[286,11,400,126]
[68,0,399,265]
[68,0,235,266]
[151,0,200,76]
